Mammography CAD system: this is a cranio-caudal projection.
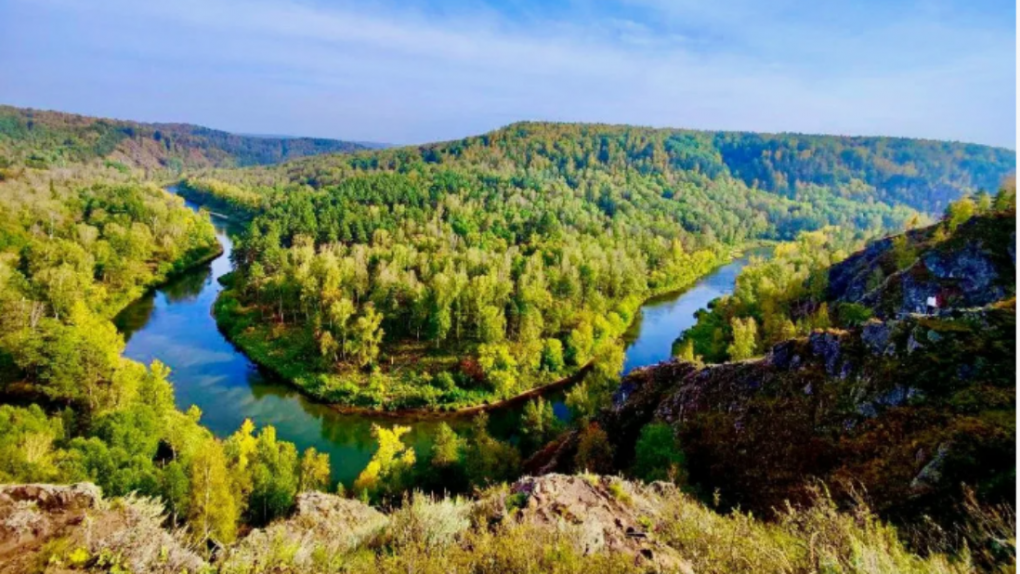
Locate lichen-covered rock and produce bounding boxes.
[481,474,692,573]
[0,484,206,574]
[809,331,843,376]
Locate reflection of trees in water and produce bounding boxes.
[242,357,563,459]
[319,412,378,450]
[246,371,377,450]
[162,266,211,303]
[211,277,570,476]
[114,292,156,343]
[116,261,212,342]
[246,371,292,402]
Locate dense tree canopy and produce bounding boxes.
[182,121,1007,410]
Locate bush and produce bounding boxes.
[574,423,614,474]
[837,302,873,327]
[631,422,686,484]
[389,492,471,552]
[434,371,457,391]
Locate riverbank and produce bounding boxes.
[334,366,590,419]
[175,178,259,221]
[109,183,230,314]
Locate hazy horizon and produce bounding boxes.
[6,101,1018,151]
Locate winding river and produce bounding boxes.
[114,193,753,485]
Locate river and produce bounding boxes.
[114,193,753,485]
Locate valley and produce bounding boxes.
[0,104,1013,573]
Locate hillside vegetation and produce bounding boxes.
[198,121,1014,214]
[182,122,1013,411]
[1,475,999,574]
[677,181,1015,363]
[530,193,1015,570]
[0,105,369,173]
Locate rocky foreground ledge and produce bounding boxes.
[0,476,691,573]
[0,483,206,574]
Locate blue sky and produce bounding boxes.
[0,0,1015,147]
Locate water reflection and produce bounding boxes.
[620,257,753,374]
[162,267,211,303]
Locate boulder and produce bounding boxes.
[484,474,692,573]
[220,491,388,570]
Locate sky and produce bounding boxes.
[0,0,1015,147]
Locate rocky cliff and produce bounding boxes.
[2,474,974,573]
[0,477,706,573]
[529,213,1016,527]
[826,211,1014,317]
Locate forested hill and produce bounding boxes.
[242,121,1011,215]
[496,123,1013,214]
[179,120,1002,412]
[0,105,369,172]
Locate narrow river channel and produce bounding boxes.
[114,190,754,485]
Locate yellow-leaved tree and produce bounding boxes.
[224,418,258,515]
[727,317,759,361]
[299,447,331,492]
[189,439,238,544]
[354,424,416,501]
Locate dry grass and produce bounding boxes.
[214,481,1003,574]
[657,485,980,574]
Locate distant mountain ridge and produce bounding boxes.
[1,105,1012,215]
[239,132,391,149]
[0,105,370,171]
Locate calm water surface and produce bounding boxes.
[114,191,753,485]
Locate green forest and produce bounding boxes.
[178,121,1014,410]
[0,114,360,545]
[0,105,1014,570]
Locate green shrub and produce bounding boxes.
[389,492,471,551]
[632,422,687,484]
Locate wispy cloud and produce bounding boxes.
[0,0,1013,147]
